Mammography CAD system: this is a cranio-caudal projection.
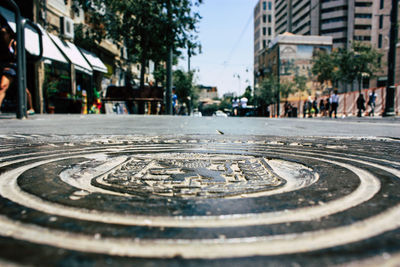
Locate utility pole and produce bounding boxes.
[384,0,399,117]
[187,45,191,73]
[165,0,173,115]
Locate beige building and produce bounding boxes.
[1,0,156,114]
[254,0,275,75]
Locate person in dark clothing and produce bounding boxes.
[319,99,325,116]
[356,93,365,117]
[0,19,34,114]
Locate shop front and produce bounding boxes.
[49,33,93,114]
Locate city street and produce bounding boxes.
[0,114,399,266]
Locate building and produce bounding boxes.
[254,0,275,75]
[274,0,320,36]
[0,0,156,114]
[198,85,219,102]
[255,0,400,91]
[256,33,333,114]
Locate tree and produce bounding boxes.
[312,50,339,89]
[75,0,202,88]
[255,76,278,106]
[312,42,382,92]
[173,69,196,114]
[294,74,309,96]
[279,80,295,100]
[337,42,382,92]
[241,86,254,105]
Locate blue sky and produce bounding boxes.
[178,0,259,97]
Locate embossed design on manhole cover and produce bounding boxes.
[93,153,285,198]
[0,135,399,265]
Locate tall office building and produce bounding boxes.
[274,0,383,49]
[254,0,275,73]
[275,0,320,36]
[255,0,396,88]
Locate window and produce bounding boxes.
[263,1,267,10]
[354,25,371,30]
[268,15,272,23]
[263,40,267,48]
[355,2,372,7]
[263,27,266,35]
[263,15,267,23]
[48,0,67,14]
[354,35,371,41]
[378,34,382,48]
[380,0,384,9]
[379,15,383,29]
[268,27,272,36]
[322,16,347,24]
[355,13,372,19]
[268,1,272,10]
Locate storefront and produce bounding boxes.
[79,48,108,113]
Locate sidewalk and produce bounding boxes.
[0,113,399,138]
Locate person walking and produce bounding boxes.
[312,97,318,117]
[368,89,377,116]
[0,19,34,115]
[329,90,339,118]
[324,97,330,117]
[356,93,366,117]
[319,99,325,117]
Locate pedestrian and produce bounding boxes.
[0,19,35,115]
[324,97,330,117]
[356,93,365,117]
[319,99,325,117]
[284,101,290,117]
[329,90,339,118]
[303,100,307,118]
[312,97,318,117]
[307,96,313,117]
[367,89,377,116]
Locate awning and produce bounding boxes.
[37,25,68,64]
[49,33,93,75]
[0,6,41,57]
[79,48,107,73]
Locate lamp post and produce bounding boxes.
[234,74,241,95]
[165,0,173,115]
[383,0,399,117]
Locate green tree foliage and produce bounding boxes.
[219,95,232,111]
[241,86,253,105]
[294,74,309,95]
[173,69,197,113]
[173,70,193,102]
[312,42,382,92]
[336,42,382,91]
[74,0,202,88]
[255,76,279,106]
[279,80,295,100]
[312,50,339,87]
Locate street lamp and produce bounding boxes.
[233,74,241,95]
[384,0,399,117]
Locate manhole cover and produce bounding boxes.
[0,135,399,266]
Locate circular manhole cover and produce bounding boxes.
[0,135,399,266]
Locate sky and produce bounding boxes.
[177,0,259,97]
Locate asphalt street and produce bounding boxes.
[0,114,399,266]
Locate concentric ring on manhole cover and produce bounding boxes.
[0,135,399,261]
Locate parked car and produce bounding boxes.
[213,110,228,117]
[192,111,202,117]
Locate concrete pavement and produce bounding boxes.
[0,113,399,137]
